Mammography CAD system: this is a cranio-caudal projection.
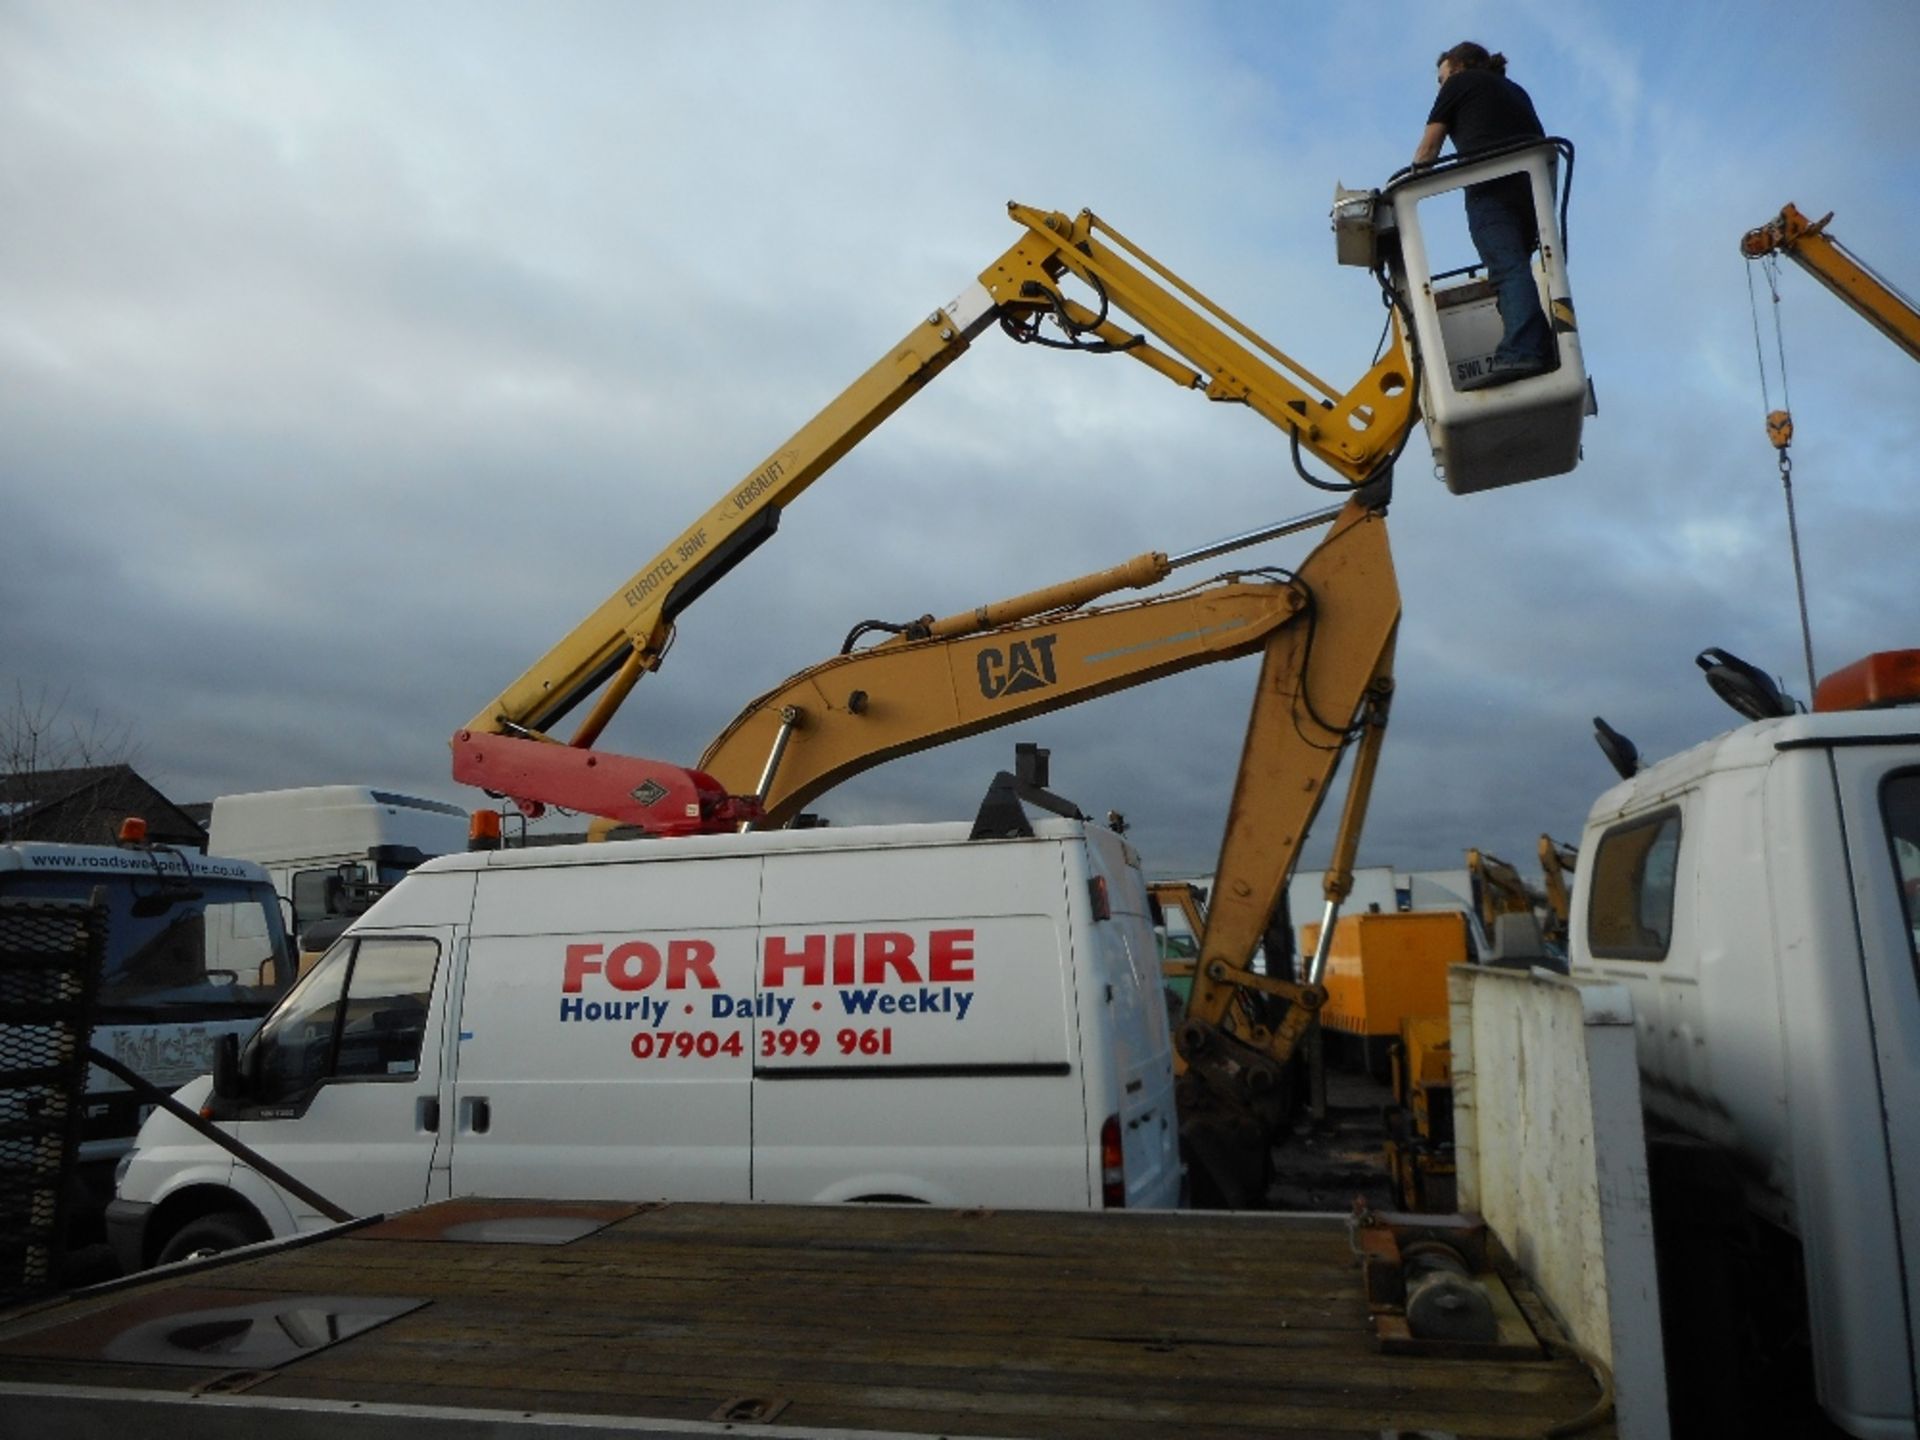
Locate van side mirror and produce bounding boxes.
[211,1032,241,1100]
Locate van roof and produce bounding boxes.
[1586,704,1920,826]
[416,816,1098,875]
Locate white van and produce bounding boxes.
[110,817,1181,1265]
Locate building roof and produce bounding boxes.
[0,765,207,849]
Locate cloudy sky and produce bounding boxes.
[4,0,1916,880]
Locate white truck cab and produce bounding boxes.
[112,816,1181,1267]
[1571,656,1920,1439]
[207,786,470,947]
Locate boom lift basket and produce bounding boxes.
[1341,140,1590,494]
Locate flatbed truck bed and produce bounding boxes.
[0,1198,1610,1439]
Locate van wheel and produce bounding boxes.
[156,1211,263,1266]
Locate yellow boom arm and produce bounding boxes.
[461,205,1416,781]
[1743,203,1920,363]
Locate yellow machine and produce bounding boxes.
[1465,847,1542,939]
[1148,880,1209,1003]
[1742,203,1920,363]
[699,504,1365,827]
[455,152,1586,832]
[1387,1014,1458,1212]
[1740,202,1916,696]
[1538,834,1577,949]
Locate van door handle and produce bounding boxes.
[417,1097,440,1133]
[460,1096,490,1135]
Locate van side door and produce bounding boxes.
[234,926,455,1228]
[450,855,756,1202]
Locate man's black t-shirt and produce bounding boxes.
[1428,69,1543,155]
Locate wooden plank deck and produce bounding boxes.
[0,1200,1611,1438]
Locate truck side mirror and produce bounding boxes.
[211,1032,241,1101]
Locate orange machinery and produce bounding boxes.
[1299,909,1469,1211]
[1301,910,1469,1046]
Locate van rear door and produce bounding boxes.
[450,853,756,1202]
[1079,831,1181,1208]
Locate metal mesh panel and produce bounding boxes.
[0,896,104,1304]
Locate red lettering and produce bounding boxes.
[929,929,975,982]
[563,943,604,993]
[832,932,856,986]
[862,931,920,984]
[606,941,662,991]
[763,933,826,987]
[668,938,720,989]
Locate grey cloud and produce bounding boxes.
[2,1,1914,887]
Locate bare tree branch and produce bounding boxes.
[0,682,144,842]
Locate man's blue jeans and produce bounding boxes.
[1465,184,1553,369]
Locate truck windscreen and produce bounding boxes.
[1,873,291,1013]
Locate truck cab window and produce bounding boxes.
[1587,808,1681,961]
[1884,772,1920,966]
[248,936,440,1103]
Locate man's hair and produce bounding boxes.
[1438,42,1507,75]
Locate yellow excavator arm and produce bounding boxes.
[454,203,1417,823]
[1171,497,1399,1204]
[696,504,1360,825]
[1466,847,1542,935]
[1538,834,1577,947]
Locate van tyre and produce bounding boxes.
[156,1211,263,1266]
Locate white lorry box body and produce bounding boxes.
[207,786,470,936]
[114,817,1181,1261]
[1570,705,1920,1438]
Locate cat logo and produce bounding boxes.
[977,635,1059,700]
